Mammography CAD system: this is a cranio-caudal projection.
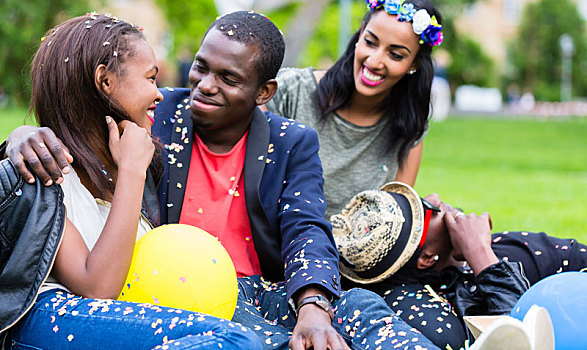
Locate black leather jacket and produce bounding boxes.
[438,260,530,317]
[0,155,160,348]
[0,159,66,346]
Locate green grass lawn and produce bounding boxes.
[0,108,35,140]
[416,116,586,241]
[1,108,586,240]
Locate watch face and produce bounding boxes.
[292,295,335,320]
[316,299,331,311]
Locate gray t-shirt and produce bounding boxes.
[267,67,415,219]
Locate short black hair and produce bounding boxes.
[207,11,285,86]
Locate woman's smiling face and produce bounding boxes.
[105,38,163,134]
[352,10,420,103]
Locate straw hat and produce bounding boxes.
[330,182,424,284]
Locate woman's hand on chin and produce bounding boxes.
[106,116,154,176]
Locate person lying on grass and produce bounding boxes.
[329,181,587,349]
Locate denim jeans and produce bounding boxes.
[232,275,438,350]
[8,289,261,350]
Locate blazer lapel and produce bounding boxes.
[244,108,282,281]
[166,104,193,223]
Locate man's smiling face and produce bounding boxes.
[188,28,261,134]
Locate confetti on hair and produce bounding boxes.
[103,41,110,46]
[228,29,234,36]
[64,57,69,63]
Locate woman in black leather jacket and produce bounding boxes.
[0,159,65,348]
[0,14,261,350]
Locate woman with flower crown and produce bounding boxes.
[264,0,463,348]
[264,0,443,220]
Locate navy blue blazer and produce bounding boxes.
[153,88,341,299]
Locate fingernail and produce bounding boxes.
[55,177,63,184]
[62,166,70,174]
[106,115,112,123]
[44,179,53,186]
[27,178,35,184]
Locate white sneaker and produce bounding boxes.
[469,317,531,350]
[522,305,554,350]
[468,305,554,350]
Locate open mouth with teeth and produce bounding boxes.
[360,65,385,87]
[146,109,155,124]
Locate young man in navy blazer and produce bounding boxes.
[4,11,437,350]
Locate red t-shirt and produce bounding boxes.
[179,131,261,277]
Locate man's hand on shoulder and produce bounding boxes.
[5,125,72,185]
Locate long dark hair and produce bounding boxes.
[313,0,442,166]
[30,14,161,197]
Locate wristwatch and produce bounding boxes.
[289,295,335,321]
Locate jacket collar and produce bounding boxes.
[166,107,194,223]
[243,108,282,281]
[164,107,280,280]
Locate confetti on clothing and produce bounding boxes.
[9,289,261,349]
[233,275,438,350]
[491,231,587,285]
[342,231,587,349]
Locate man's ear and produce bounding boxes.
[94,64,115,95]
[255,79,278,106]
[417,250,438,270]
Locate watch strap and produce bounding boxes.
[295,295,335,321]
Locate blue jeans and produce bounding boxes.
[232,275,438,350]
[8,289,261,350]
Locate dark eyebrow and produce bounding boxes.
[366,29,412,54]
[194,54,206,65]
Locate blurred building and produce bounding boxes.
[455,0,587,71]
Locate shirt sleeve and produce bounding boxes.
[274,121,342,300]
[474,260,529,315]
[265,67,313,121]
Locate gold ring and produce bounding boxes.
[39,142,46,149]
[454,212,466,219]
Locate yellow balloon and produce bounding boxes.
[118,224,238,320]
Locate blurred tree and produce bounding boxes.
[444,21,497,90]
[156,0,218,58]
[0,0,93,105]
[509,0,587,101]
[436,1,496,89]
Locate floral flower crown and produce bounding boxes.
[366,0,443,47]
